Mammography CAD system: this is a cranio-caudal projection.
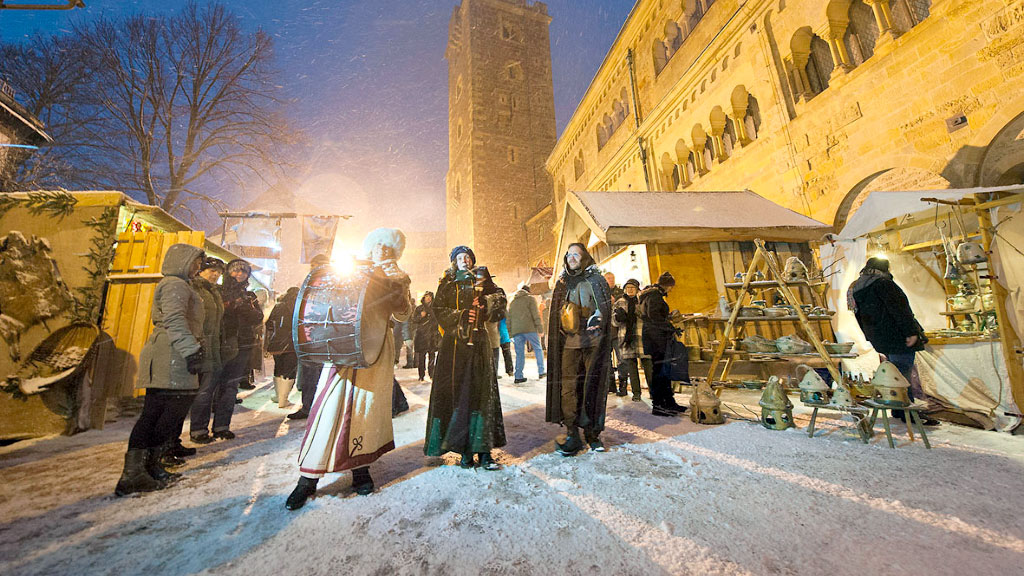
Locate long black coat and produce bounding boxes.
[852,275,924,354]
[424,268,506,456]
[545,265,613,430]
[412,302,439,353]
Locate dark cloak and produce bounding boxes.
[545,248,613,431]
[424,267,507,456]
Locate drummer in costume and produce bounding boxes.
[424,246,507,470]
[285,228,413,510]
[546,243,614,456]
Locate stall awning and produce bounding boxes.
[567,190,830,245]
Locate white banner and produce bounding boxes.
[301,215,339,264]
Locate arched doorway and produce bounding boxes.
[833,168,952,231]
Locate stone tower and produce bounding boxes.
[445,0,557,286]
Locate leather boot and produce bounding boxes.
[114,449,164,496]
[285,476,318,510]
[147,447,182,483]
[352,466,374,495]
[459,453,475,469]
[477,452,501,471]
[556,426,583,456]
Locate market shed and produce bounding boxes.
[556,191,831,313]
[0,191,256,439]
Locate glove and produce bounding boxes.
[613,308,627,323]
[186,349,205,375]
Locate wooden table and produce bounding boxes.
[862,399,932,449]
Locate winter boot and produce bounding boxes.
[556,427,584,456]
[147,447,182,483]
[114,449,164,496]
[274,377,295,408]
[352,466,374,495]
[477,452,501,471]
[285,476,318,510]
[165,439,196,458]
[459,453,476,469]
[585,430,606,452]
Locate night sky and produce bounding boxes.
[1,1,635,232]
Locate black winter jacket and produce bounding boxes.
[852,276,924,354]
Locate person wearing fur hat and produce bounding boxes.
[115,244,206,496]
[286,228,414,510]
[545,243,613,456]
[611,279,643,401]
[423,246,507,470]
[639,272,688,417]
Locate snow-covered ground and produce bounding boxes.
[2,365,1023,576]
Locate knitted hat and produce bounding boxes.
[200,257,225,272]
[449,245,476,265]
[657,271,676,287]
[623,278,640,290]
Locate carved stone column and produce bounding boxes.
[791,53,812,101]
[865,0,898,41]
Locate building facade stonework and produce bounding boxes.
[547,0,1024,253]
[445,0,557,286]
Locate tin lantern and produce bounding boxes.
[689,380,725,425]
[870,361,912,407]
[759,376,794,430]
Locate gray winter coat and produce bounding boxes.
[192,275,224,374]
[507,289,542,336]
[137,244,205,391]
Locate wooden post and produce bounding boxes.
[707,249,764,390]
[975,195,1024,411]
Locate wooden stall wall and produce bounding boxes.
[95,230,205,415]
[647,242,719,314]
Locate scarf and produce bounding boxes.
[846,268,889,314]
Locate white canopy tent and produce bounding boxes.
[822,185,1024,429]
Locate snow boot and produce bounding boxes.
[114,449,163,496]
[147,447,182,483]
[459,453,475,469]
[556,427,584,456]
[273,377,295,408]
[352,466,374,495]
[285,476,318,510]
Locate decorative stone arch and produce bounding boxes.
[691,124,710,174]
[832,167,952,231]
[661,152,680,190]
[665,20,684,55]
[620,87,631,119]
[709,106,729,161]
[976,111,1024,187]
[675,139,693,186]
[596,123,608,149]
[613,100,626,127]
[652,38,669,75]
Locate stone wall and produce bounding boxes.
[547,0,1024,252]
[446,0,557,288]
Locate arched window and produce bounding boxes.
[665,21,683,57]
[661,153,678,190]
[703,137,715,169]
[844,0,879,66]
[688,2,705,30]
[613,101,626,127]
[596,124,608,149]
[574,151,585,180]
[745,94,761,141]
[620,88,631,119]
[686,152,697,182]
[891,0,931,31]
[806,35,834,94]
[653,39,669,75]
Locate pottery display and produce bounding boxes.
[783,257,808,281]
[741,335,777,353]
[776,334,813,354]
[796,365,830,404]
[824,342,855,355]
[831,384,856,407]
[870,361,911,407]
[763,307,788,318]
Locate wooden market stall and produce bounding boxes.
[554,190,836,381]
[0,191,253,439]
[822,185,1024,430]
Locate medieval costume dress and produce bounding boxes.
[424,246,506,469]
[545,244,613,455]
[286,229,413,510]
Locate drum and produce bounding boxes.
[293,266,394,368]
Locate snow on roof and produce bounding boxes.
[570,190,830,244]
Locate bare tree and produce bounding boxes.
[2,2,296,223]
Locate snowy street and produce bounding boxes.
[2,368,1023,576]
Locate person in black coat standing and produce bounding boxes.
[413,291,439,381]
[848,257,936,423]
[638,272,687,417]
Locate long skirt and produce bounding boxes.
[424,333,506,456]
[297,362,395,477]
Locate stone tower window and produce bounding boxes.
[457,121,464,140]
[506,62,522,81]
[806,35,834,95]
[891,0,931,31]
[507,147,518,164]
[500,17,521,42]
[573,151,585,180]
[455,76,464,101]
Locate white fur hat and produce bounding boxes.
[361,227,406,260]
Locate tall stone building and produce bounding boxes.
[547,0,1024,241]
[445,0,557,285]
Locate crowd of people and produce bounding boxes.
[114,234,702,500]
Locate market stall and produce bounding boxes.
[554,190,837,381]
[0,191,256,439]
[821,185,1024,430]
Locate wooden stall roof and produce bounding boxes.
[567,190,831,245]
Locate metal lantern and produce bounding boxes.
[759,376,794,430]
[689,380,725,425]
[797,368,831,405]
[870,361,912,407]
